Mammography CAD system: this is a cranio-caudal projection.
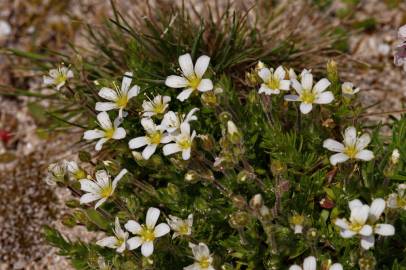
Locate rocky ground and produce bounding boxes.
[0,0,405,269]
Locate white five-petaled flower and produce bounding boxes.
[257,66,290,95]
[96,217,129,253]
[79,169,127,209]
[341,82,360,96]
[334,198,395,250]
[83,112,126,151]
[289,256,342,270]
[166,214,193,239]
[142,95,171,118]
[184,242,215,270]
[43,66,73,90]
[387,184,406,210]
[163,122,196,160]
[323,126,374,166]
[124,207,170,257]
[161,108,199,135]
[284,72,333,114]
[165,53,213,101]
[128,118,172,160]
[95,72,140,118]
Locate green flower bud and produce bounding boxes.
[232,195,247,209]
[227,120,241,144]
[229,211,250,229]
[61,214,76,228]
[78,150,92,163]
[270,160,286,175]
[72,210,87,224]
[65,199,80,208]
[201,92,218,107]
[185,170,200,184]
[219,112,232,124]
[237,170,252,183]
[358,255,376,270]
[327,59,339,84]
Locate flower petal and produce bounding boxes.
[112,127,126,140]
[360,235,375,250]
[146,207,161,228]
[359,224,373,236]
[329,263,343,270]
[299,103,313,114]
[125,220,142,234]
[177,88,194,102]
[369,198,385,222]
[374,224,395,236]
[334,218,349,230]
[329,153,349,165]
[97,112,113,130]
[343,126,357,147]
[112,168,127,189]
[284,94,299,101]
[80,180,100,193]
[142,144,157,160]
[129,137,148,149]
[179,53,194,78]
[279,80,290,91]
[127,85,140,99]
[121,72,133,93]
[127,236,142,250]
[80,193,101,204]
[274,66,286,80]
[95,138,108,151]
[83,129,105,140]
[94,197,107,209]
[258,84,271,95]
[165,75,189,88]
[313,78,331,93]
[356,133,371,150]
[315,91,334,104]
[96,236,117,248]
[163,143,182,156]
[289,266,302,270]
[154,223,170,238]
[258,68,271,82]
[301,73,313,90]
[197,79,213,92]
[349,199,363,211]
[340,229,356,238]
[182,149,191,160]
[194,55,210,78]
[323,139,345,152]
[98,87,118,101]
[350,205,370,225]
[303,256,316,270]
[95,102,118,111]
[141,241,154,257]
[291,79,303,94]
[355,150,374,161]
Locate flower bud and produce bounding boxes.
[227,120,241,144]
[232,195,247,209]
[391,148,400,165]
[250,194,264,209]
[358,255,376,270]
[65,199,80,208]
[198,134,215,151]
[72,210,87,225]
[306,228,318,241]
[237,170,252,183]
[229,211,250,229]
[256,61,266,70]
[61,214,76,228]
[184,170,200,183]
[270,160,286,175]
[78,150,91,163]
[201,92,218,107]
[326,59,339,84]
[219,112,232,123]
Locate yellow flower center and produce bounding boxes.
[140,227,155,242]
[104,128,115,139]
[349,223,363,232]
[115,237,124,247]
[198,258,211,269]
[153,103,166,114]
[266,75,280,90]
[188,75,201,90]
[178,138,192,150]
[148,132,162,145]
[291,214,304,225]
[301,90,316,104]
[100,184,113,198]
[116,95,128,108]
[344,145,358,159]
[178,224,189,235]
[55,73,67,85]
[397,197,406,208]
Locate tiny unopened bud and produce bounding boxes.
[358,256,376,270]
[227,120,241,143]
[219,112,232,123]
[270,160,286,175]
[250,194,264,209]
[185,170,199,183]
[132,151,144,161]
[232,195,247,209]
[237,170,252,183]
[198,134,215,151]
[306,228,318,240]
[201,92,218,107]
[61,214,76,228]
[229,211,250,229]
[288,68,297,80]
[65,199,80,208]
[391,149,400,165]
[256,61,266,70]
[259,205,271,218]
[326,59,339,84]
[78,150,91,163]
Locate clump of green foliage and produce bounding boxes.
[8,1,406,269]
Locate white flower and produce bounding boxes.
[166,214,193,239]
[79,169,127,209]
[284,72,333,114]
[323,126,374,165]
[165,53,213,101]
[391,149,400,165]
[289,256,342,270]
[96,217,129,253]
[63,160,86,180]
[163,122,196,160]
[341,82,360,96]
[44,162,66,186]
[142,95,171,118]
[335,198,395,250]
[184,242,214,270]
[83,112,126,151]
[124,207,170,257]
[257,66,290,95]
[43,66,74,90]
[387,184,406,210]
[95,72,140,118]
[161,108,199,134]
[128,118,172,160]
